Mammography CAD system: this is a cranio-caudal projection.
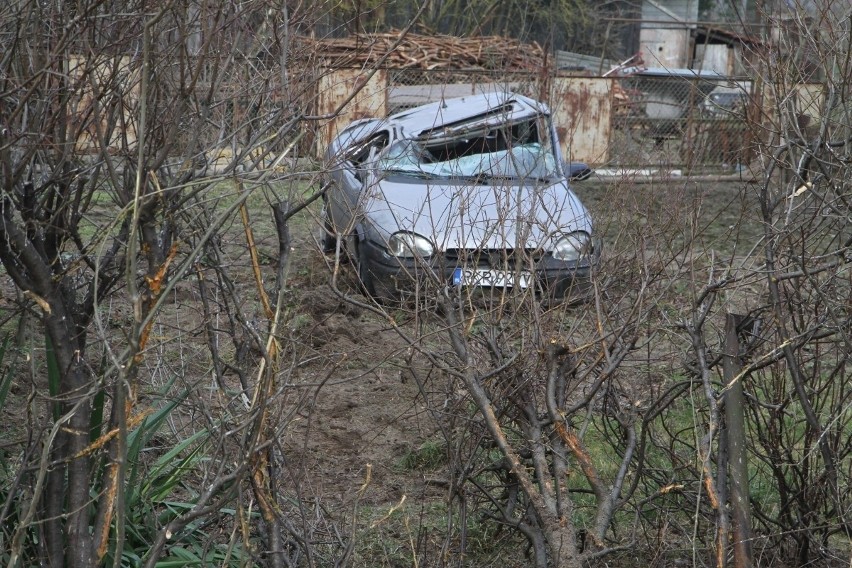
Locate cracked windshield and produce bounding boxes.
[378,114,559,181]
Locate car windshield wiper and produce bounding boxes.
[469,172,517,184]
[380,168,446,180]
[468,172,553,184]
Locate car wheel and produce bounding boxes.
[320,199,336,255]
[355,240,377,297]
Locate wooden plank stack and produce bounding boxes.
[300,32,550,71]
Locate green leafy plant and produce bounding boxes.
[98,381,249,567]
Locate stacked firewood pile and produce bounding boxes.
[300,32,550,71]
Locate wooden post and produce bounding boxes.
[724,313,753,568]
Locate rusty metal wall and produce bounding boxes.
[386,69,542,114]
[764,83,824,135]
[315,68,388,157]
[550,77,612,164]
[68,55,139,152]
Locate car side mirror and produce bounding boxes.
[566,161,593,181]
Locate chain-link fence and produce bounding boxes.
[609,75,756,171]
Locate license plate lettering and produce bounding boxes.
[452,268,531,289]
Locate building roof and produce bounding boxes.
[693,25,763,46]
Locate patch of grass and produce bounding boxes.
[575,179,762,261]
[288,313,313,333]
[395,440,448,472]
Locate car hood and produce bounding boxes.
[364,177,593,252]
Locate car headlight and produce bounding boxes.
[387,232,434,258]
[552,231,591,262]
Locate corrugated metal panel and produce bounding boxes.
[315,68,388,156]
[695,44,732,74]
[550,78,611,166]
[555,51,614,73]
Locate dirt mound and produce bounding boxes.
[287,280,437,509]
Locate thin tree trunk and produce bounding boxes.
[45,309,94,568]
[272,200,292,296]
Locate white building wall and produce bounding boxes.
[640,28,690,68]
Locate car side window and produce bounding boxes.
[343,132,389,168]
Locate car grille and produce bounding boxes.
[444,248,543,268]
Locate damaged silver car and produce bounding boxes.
[321,91,598,301]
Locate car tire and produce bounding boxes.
[320,200,336,255]
[355,240,377,298]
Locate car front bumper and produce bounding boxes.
[359,238,596,301]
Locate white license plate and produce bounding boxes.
[452,268,531,289]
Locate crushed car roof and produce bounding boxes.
[387,92,550,138]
